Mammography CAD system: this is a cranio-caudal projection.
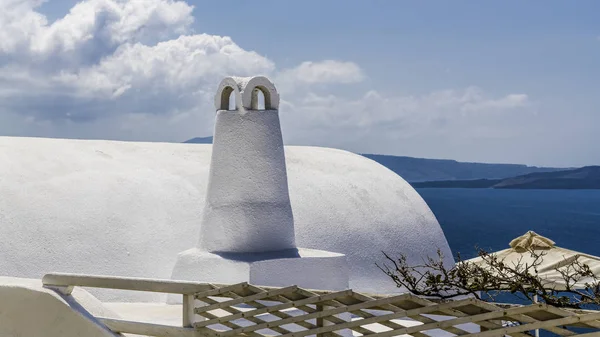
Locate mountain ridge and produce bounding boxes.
[361,154,564,182]
[183,136,565,182]
[412,166,600,189]
[184,136,213,144]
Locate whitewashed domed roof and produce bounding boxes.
[0,136,453,300]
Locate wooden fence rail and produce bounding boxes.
[43,273,600,337]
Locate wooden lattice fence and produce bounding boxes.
[43,273,600,337]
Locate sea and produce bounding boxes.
[416,188,600,336]
[416,188,600,259]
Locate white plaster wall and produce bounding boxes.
[249,249,349,290]
[285,146,454,294]
[0,277,119,337]
[0,136,453,301]
[170,248,348,293]
[171,249,252,285]
[202,109,295,252]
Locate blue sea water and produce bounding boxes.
[416,188,600,259]
[416,189,600,335]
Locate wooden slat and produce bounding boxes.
[472,299,576,336]
[43,273,215,295]
[274,302,551,337]
[196,292,298,336]
[350,292,457,337]
[42,273,337,296]
[544,304,600,329]
[183,294,196,327]
[193,310,265,337]
[300,291,420,337]
[459,311,600,337]
[267,294,374,336]
[221,288,346,337]
[194,290,354,327]
[198,287,348,337]
[404,295,531,337]
[213,293,393,336]
[195,285,299,313]
[193,282,249,299]
[287,287,388,336]
[213,296,478,337]
[573,332,600,337]
[43,273,600,337]
[250,292,354,337]
[349,310,429,337]
[98,317,198,337]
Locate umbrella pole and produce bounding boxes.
[534,294,539,337]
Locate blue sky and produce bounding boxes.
[2,0,599,167]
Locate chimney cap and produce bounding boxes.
[215,76,280,111]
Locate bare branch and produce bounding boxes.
[379,247,600,309]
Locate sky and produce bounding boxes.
[1,0,599,167]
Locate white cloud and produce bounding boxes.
[0,0,534,154]
[0,0,274,132]
[278,60,365,85]
[0,0,193,58]
[52,34,275,99]
[282,87,530,138]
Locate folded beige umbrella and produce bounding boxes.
[464,231,600,291]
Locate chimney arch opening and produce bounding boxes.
[219,86,237,111]
[251,86,272,110]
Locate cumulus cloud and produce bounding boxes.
[279,60,365,84]
[0,0,533,153]
[0,0,275,137]
[431,89,528,115]
[278,87,534,160]
[282,87,529,136]
[53,34,274,99]
[0,0,193,58]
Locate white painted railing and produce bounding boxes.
[43,273,214,337]
[43,273,600,337]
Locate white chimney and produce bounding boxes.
[171,76,348,298]
[200,76,296,252]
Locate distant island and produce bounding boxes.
[361,154,565,182]
[184,136,213,144]
[412,166,600,190]
[183,136,591,186]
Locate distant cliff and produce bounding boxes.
[184,136,213,144]
[494,166,600,189]
[183,137,564,183]
[362,154,563,182]
[413,166,600,189]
